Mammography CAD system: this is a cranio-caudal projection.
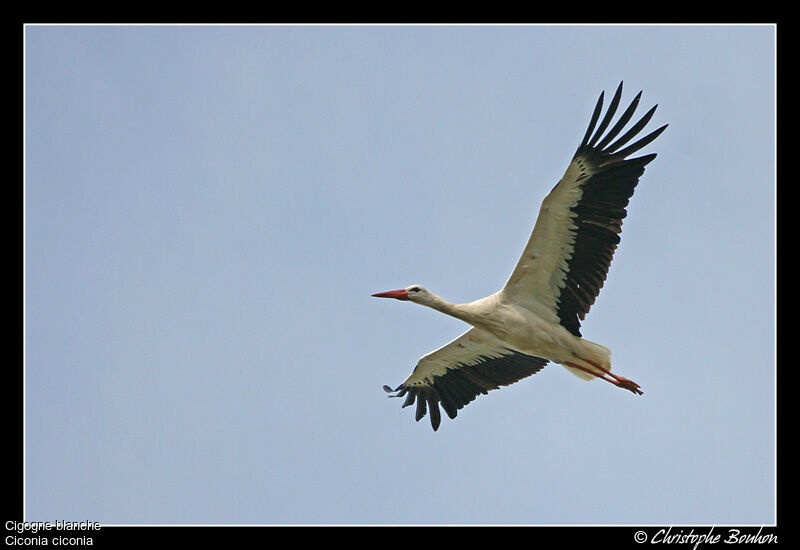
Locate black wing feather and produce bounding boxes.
[594,89,642,150]
[587,82,623,148]
[579,91,604,148]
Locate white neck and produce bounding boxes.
[421,292,489,327]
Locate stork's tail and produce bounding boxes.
[563,338,612,381]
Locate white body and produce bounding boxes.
[410,289,611,381]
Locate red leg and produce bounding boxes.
[579,357,642,392]
[565,360,643,395]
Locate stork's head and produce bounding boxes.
[371,285,433,305]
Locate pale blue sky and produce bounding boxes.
[24,24,775,525]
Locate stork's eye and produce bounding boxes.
[410,287,421,292]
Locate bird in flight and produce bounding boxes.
[373,82,667,430]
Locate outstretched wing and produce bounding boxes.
[383,328,549,430]
[502,82,667,337]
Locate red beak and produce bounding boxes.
[371,289,410,301]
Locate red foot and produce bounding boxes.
[614,377,643,395]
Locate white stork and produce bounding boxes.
[372,82,667,431]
